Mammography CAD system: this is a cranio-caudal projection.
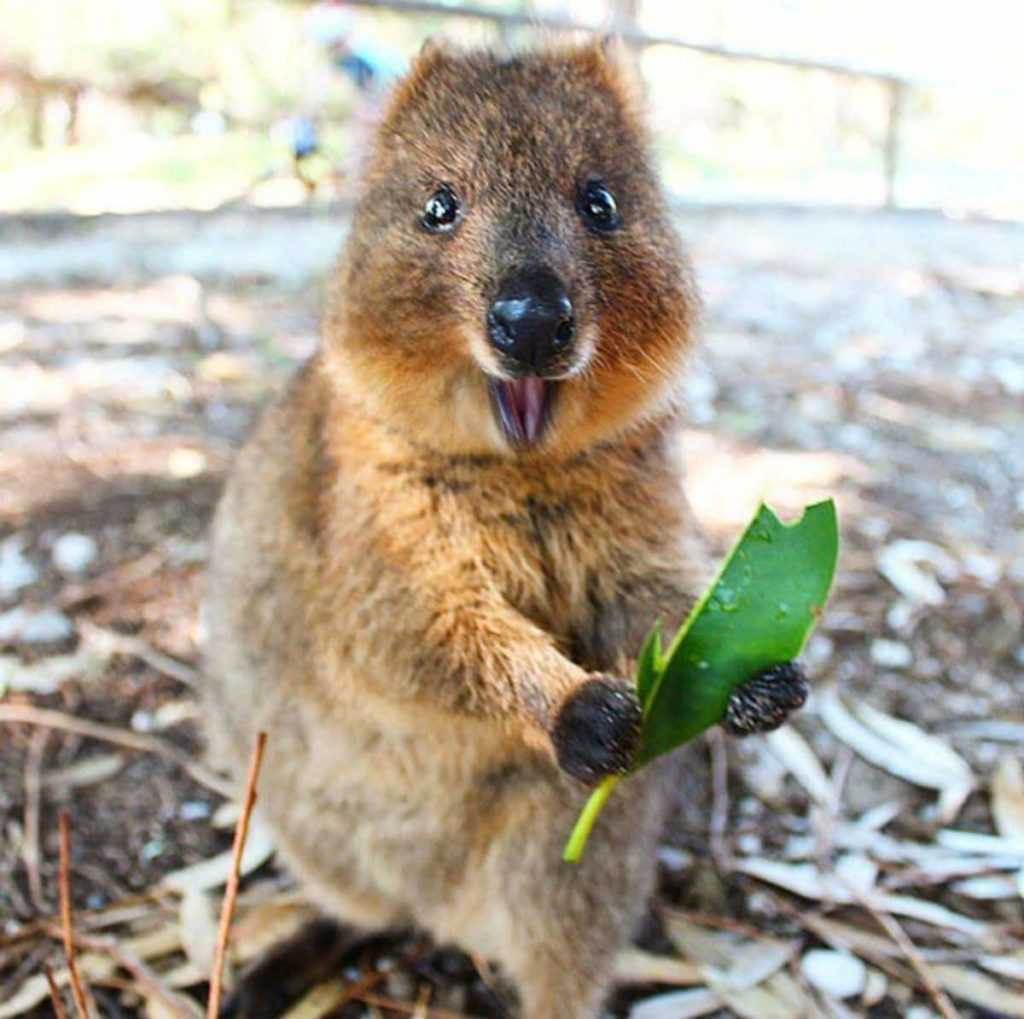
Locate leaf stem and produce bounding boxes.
[562,774,622,863]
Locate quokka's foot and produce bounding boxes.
[219,917,366,1019]
[721,662,809,737]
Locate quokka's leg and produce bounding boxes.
[220,904,403,1019]
[481,777,669,1019]
[220,917,357,1019]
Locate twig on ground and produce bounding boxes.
[0,702,233,797]
[841,878,962,1019]
[80,620,199,688]
[815,744,853,865]
[469,952,500,992]
[412,983,432,1019]
[58,813,91,1019]
[23,727,49,913]
[657,906,775,941]
[761,885,924,988]
[0,896,164,956]
[58,550,164,610]
[45,925,197,1019]
[353,991,471,1019]
[322,969,388,1013]
[206,731,267,1019]
[44,964,70,1019]
[829,745,856,806]
[707,728,731,870]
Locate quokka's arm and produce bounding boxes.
[373,540,643,784]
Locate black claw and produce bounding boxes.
[722,661,809,737]
[552,677,642,784]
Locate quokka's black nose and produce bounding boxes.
[487,268,574,372]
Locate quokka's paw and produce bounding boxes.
[721,661,809,737]
[552,676,642,784]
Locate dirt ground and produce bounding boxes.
[1,203,1022,1018]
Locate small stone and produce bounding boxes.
[436,985,468,1012]
[385,970,416,1001]
[800,949,866,999]
[736,832,762,855]
[656,846,693,871]
[168,448,207,478]
[179,800,211,822]
[962,551,1001,586]
[863,968,888,1006]
[0,608,27,642]
[0,606,73,644]
[804,633,834,668]
[20,608,73,644]
[886,600,916,633]
[0,536,39,598]
[52,533,98,575]
[836,854,879,893]
[746,890,775,916]
[141,838,165,862]
[131,710,155,732]
[870,638,913,669]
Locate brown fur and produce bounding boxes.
[205,40,709,1018]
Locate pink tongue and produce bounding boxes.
[509,378,546,443]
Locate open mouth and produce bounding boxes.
[488,377,556,448]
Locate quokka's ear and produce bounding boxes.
[377,35,458,134]
[413,35,458,73]
[575,34,647,120]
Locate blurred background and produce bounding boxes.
[2,0,1022,214]
[2,3,1023,1018]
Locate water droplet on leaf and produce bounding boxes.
[713,585,739,612]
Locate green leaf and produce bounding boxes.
[563,499,839,863]
[634,499,838,767]
[635,620,664,706]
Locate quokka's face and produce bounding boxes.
[331,40,698,458]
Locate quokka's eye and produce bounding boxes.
[577,180,621,233]
[422,186,460,232]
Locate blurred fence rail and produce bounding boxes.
[323,0,912,208]
[0,61,201,148]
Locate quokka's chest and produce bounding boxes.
[458,485,672,671]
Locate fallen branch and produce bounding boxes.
[657,906,780,942]
[764,890,919,989]
[79,620,199,688]
[353,991,472,1019]
[49,927,198,1019]
[0,703,233,797]
[44,965,69,1019]
[206,731,267,1019]
[841,877,962,1019]
[58,814,91,1019]
[327,970,388,1014]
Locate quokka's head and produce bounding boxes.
[325,38,699,458]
